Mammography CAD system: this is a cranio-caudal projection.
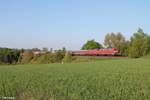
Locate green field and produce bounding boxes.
[0,58,150,100]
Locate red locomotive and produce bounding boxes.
[71,48,119,56]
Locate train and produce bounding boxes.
[71,48,119,56]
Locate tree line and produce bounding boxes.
[0,47,73,64]
[0,48,20,64]
[0,28,150,64]
[82,28,150,58]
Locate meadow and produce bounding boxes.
[0,58,150,100]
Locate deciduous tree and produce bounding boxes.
[81,40,102,50]
[129,28,150,58]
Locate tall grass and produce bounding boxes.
[0,58,150,100]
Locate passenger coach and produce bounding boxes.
[71,48,119,56]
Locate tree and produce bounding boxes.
[143,35,150,55]
[129,28,150,58]
[32,48,40,51]
[0,48,20,64]
[119,41,130,56]
[104,32,126,49]
[62,47,66,53]
[81,40,102,50]
[104,32,128,56]
[104,33,115,48]
[42,47,48,52]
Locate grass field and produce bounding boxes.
[0,58,150,100]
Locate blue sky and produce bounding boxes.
[0,0,150,50]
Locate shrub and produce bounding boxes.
[51,51,64,63]
[62,52,72,63]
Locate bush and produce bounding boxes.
[31,51,64,64]
[62,52,72,63]
[31,52,54,64]
[51,51,64,63]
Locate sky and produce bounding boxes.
[0,0,150,50]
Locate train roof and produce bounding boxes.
[69,48,118,52]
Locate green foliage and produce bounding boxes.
[129,28,150,58]
[31,50,65,64]
[62,52,72,63]
[81,40,102,50]
[32,48,40,51]
[52,50,64,63]
[1,58,150,99]
[143,35,150,55]
[104,33,115,48]
[31,52,53,64]
[62,47,66,53]
[0,48,20,64]
[104,32,128,56]
[119,41,130,56]
[104,32,125,48]
[28,48,67,64]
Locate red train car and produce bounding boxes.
[71,48,119,56]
